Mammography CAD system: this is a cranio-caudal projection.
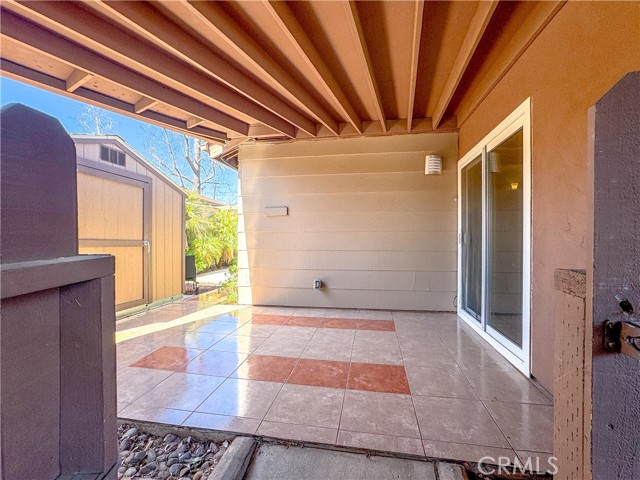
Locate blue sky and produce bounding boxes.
[1,77,238,202]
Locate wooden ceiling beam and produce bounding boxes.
[186,117,205,129]
[134,97,158,114]
[0,8,250,136]
[65,68,92,92]
[6,1,295,137]
[407,0,424,132]
[98,0,317,137]
[456,1,566,126]
[432,0,499,129]
[1,59,229,143]
[178,1,340,136]
[262,0,363,134]
[342,1,387,132]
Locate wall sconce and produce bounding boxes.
[425,155,442,175]
[510,182,519,190]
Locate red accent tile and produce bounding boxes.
[288,359,350,389]
[347,363,410,394]
[285,316,325,327]
[251,314,290,325]
[322,317,359,329]
[356,320,396,331]
[131,346,201,371]
[233,354,298,382]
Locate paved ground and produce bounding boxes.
[197,269,229,285]
[115,297,554,467]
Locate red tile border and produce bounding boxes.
[281,316,395,332]
[285,316,325,328]
[130,346,201,371]
[232,354,297,382]
[356,319,395,331]
[322,317,359,329]
[288,359,350,389]
[347,363,410,394]
[250,314,291,325]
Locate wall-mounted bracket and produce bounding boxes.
[604,320,640,360]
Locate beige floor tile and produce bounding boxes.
[132,372,225,411]
[258,421,338,444]
[182,412,260,435]
[461,368,552,404]
[405,365,478,399]
[413,396,510,448]
[484,401,553,452]
[337,431,425,456]
[208,334,267,354]
[196,378,282,419]
[265,384,344,429]
[422,439,516,464]
[340,390,420,438]
[119,404,190,425]
[117,366,173,403]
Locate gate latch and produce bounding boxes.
[604,320,640,360]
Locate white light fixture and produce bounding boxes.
[425,155,442,175]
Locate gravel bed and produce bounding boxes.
[117,423,229,480]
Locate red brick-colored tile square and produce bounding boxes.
[347,363,410,394]
[285,316,325,327]
[356,320,396,331]
[250,314,290,325]
[322,317,358,329]
[131,346,201,371]
[232,354,298,382]
[288,359,350,389]
[178,350,247,377]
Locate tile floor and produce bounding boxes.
[115,298,553,464]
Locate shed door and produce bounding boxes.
[77,167,151,310]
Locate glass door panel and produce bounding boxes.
[487,129,524,348]
[460,155,483,321]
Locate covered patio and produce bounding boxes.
[116,297,552,464]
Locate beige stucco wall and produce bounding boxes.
[237,133,458,311]
[458,2,640,391]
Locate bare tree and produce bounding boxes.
[144,126,236,202]
[75,104,117,134]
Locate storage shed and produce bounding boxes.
[72,135,185,311]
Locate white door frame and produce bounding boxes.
[457,98,531,376]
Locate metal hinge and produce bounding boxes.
[604,320,640,360]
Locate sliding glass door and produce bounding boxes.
[457,99,531,374]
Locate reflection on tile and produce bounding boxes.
[413,396,510,448]
[117,366,173,403]
[289,359,350,389]
[178,331,227,350]
[119,404,191,425]
[133,372,225,411]
[211,313,252,325]
[348,363,410,394]
[234,324,279,337]
[338,431,425,456]
[484,401,553,452]
[117,343,155,366]
[265,384,344,429]
[197,378,281,419]
[258,421,338,444]
[422,439,516,464]
[182,412,260,435]
[232,354,297,382]
[208,334,266,354]
[130,346,201,371]
[180,350,248,377]
[405,365,478,399]
[196,322,240,335]
[461,368,552,404]
[340,391,420,438]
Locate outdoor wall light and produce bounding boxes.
[425,155,442,175]
[511,182,519,190]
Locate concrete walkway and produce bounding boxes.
[197,268,229,285]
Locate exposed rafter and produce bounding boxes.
[342,1,386,132]
[262,0,363,134]
[134,97,158,114]
[0,9,250,136]
[186,117,205,129]
[1,59,229,143]
[65,68,92,92]
[5,0,295,137]
[407,0,424,132]
[179,1,340,136]
[456,1,566,126]
[97,0,317,137]
[432,0,499,129]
